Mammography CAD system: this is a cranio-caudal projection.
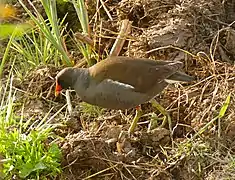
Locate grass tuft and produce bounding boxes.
[0,66,62,179]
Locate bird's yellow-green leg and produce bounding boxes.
[128,106,142,134]
[149,99,172,132]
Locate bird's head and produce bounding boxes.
[55,67,76,96]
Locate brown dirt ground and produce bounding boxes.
[9,0,235,179]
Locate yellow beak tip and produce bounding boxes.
[55,91,60,97]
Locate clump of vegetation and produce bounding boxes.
[0,73,62,179]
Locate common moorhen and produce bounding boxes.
[55,56,194,133]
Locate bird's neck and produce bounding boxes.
[72,68,90,93]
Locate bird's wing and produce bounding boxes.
[89,56,183,93]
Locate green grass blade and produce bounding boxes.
[18,0,72,66]
[219,93,231,118]
[0,32,15,78]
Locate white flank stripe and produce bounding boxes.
[164,79,181,84]
[106,79,135,89]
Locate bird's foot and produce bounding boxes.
[149,99,172,131]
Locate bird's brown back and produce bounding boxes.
[89,56,183,93]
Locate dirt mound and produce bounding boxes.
[60,127,171,179]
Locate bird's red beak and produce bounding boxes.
[55,81,62,97]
